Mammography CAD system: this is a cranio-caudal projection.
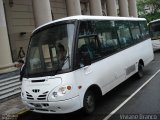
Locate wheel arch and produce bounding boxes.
[136,59,144,79]
[84,84,102,100]
[82,84,102,114]
[139,59,144,66]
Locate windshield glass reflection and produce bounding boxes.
[25,23,75,77]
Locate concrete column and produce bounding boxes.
[101,0,107,16]
[128,0,138,17]
[66,0,81,16]
[0,0,14,72]
[118,0,129,17]
[89,0,102,16]
[106,0,117,16]
[32,0,52,27]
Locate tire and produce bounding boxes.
[83,91,95,115]
[136,63,144,79]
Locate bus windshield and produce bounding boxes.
[25,23,75,77]
[149,21,160,40]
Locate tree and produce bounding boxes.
[137,0,160,22]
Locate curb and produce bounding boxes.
[2,108,29,120]
[14,108,29,116]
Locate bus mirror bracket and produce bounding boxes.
[20,64,25,81]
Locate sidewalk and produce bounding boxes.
[0,70,28,120]
[0,96,28,120]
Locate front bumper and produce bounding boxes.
[22,96,81,114]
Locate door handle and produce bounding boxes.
[83,66,89,70]
[83,66,92,75]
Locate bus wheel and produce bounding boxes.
[83,91,95,115]
[136,63,144,79]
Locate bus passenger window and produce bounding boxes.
[96,20,119,56]
[79,44,91,66]
[139,21,150,40]
[78,36,101,65]
[79,21,96,36]
[116,21,133,48]
[129,21,141,42]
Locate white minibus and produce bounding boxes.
[21,15,154,114]
[149,19,160,51]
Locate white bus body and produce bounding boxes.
[149,19,160,51]
[21,16,154,114]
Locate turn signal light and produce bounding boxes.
[67,86,72,90]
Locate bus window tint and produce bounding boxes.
[129,21,141,42]
[79,21,96,36]
[96,21,119,56]
[78,21,101,64]
[149,22,160,39]
[116,21,133,48]
[78,36,101,63]
[139,21,150,39]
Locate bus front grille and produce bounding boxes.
[26,92,34,100]
[37,91,49,100]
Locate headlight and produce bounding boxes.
[21,91,24,99]
[52,85,72,98]
[21,92,23,96]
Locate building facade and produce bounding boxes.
[0,0,137,72]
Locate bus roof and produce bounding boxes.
[33,15,146,33]
[149,19,160,24]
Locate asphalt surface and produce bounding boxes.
[18,51,160,120]
[109,72,160,120]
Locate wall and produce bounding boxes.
[3,0,35,61]
[50,0,67,19]
[4,0,68,61]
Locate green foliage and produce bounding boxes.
[137,0,160,22]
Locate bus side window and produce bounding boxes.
[139,21,150,40]
[116,21,133,48]
[129,21,141,42]
[78,38,92,66]
[78,36,101,66]
[77,21,102,67]
[79,21,96,36]
[88,36,101,59]
[96,20,119,56]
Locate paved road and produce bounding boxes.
[109,72,160,120]
[18,51,160,120]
